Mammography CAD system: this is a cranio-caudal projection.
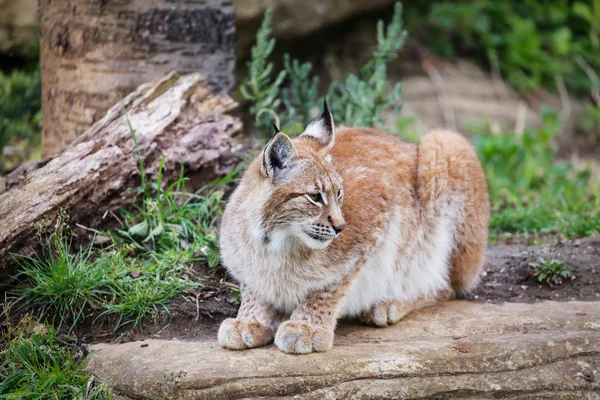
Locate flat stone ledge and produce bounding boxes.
[87,301,600,399]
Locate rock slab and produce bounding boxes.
[87,301,600,399]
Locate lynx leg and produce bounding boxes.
[363,300,416,327]
[218,285,275,350]
[364,290,455,327]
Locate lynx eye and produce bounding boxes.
[337,189,342,199]
[307,193,323,203]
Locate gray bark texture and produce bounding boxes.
[0,72,243,283]
[39,0,236,156]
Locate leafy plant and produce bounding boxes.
[472,108,600,237]
[0,316,114,399]
[327,3,406,128]
[282,54,319,133]
[530,256,573,287]
[112,159,227,266]
[240,8,287,132]
[243,2,407,136]
[0,66,41,171]
[423,0,600,96]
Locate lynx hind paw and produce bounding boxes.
[364,300,415,327]
[218,318,274,350]
[275,321,334,354]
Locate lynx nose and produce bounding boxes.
[333,224,346,234]
[328,215,346,234]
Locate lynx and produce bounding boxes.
[218,103,489,354]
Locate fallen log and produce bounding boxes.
[0,72,244,282]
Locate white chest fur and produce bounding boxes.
[340,205,456,317]
[222,225,345,314]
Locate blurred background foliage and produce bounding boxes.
[412,0,600,95]
[0,39,41,171]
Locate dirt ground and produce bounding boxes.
[466,235,600,303]
[75,235,600,345]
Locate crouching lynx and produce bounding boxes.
[218,103,489,354]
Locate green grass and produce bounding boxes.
[11,112,238,332]
[472,109,600,238]
[530,256,573,287]
[12,166,230,331]
[12,220,109,332]
[0,315,114,399]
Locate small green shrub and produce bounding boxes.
[530,256,573,287]
[240,8,287,133]
[472,109,600,238]
[11,166,230,331]
[110,159,227,269]
[0,316,114,399]
[0,66,41,170]
[242,2,407,136]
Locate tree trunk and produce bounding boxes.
[0,71,246,283]
[39,0,236,157]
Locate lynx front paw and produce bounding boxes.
[218,318,274,350]
[365,300,415,327]
[275,321,334,354]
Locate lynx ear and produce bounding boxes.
[261,131,298,178]
[301,100,335,149]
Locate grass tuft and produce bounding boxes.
[12,213,108,332]
[0,314,114,399]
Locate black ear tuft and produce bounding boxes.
[320,99,333,136]
[300,99,335,148]
[272,122,280,135]
[261,132,298,177]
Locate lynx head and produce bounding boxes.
[259,102,345,250]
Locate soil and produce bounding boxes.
[466,235,600,303]
[68,235,600,345]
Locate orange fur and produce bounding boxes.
[218,106,489,354]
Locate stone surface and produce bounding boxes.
[87,301,600,399]
[399,60,584,143]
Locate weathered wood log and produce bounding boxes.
[39,0,236,156]
[0,72,243,282]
